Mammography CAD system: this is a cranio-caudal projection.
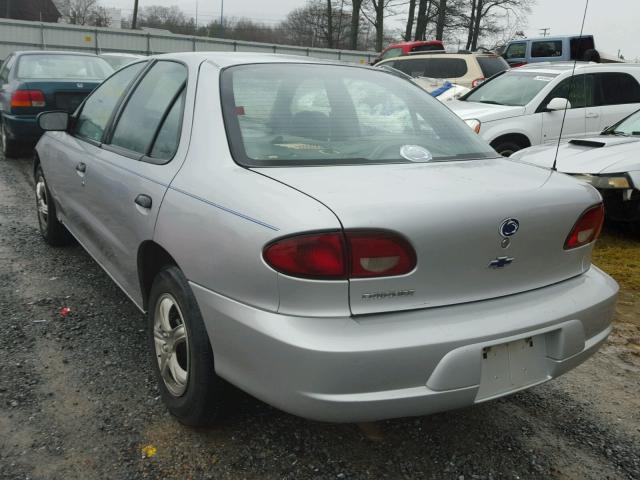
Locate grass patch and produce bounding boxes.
[593,228,640,291]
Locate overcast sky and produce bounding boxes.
[107,0,640,60]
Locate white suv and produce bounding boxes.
[448,62,640,156]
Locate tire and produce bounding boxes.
[148,266,226,426]
[35,165,72,246]
[1,121,20,158]
[492,140,524,157]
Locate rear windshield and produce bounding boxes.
[476,56,509,78]
[17,54,112,80]
[220,64,497,167]
[385,58,468,79]
[464,71,559,106]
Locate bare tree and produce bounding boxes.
[463,0,532,50]
[349,0,365,49]
[435,0,447,40]
[404,0,416,40]
[414,0,433,40]
[65,0,98,25]
[326,0,334,47]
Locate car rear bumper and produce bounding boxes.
[2,113,40,144]
[191,266,618,422]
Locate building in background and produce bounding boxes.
[0,0,61,22]
[106,8,121,28]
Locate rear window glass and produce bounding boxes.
[381,48,403,60]
[531,41,563,58]
[220,64,497,167]
[476,56,509,78]
[387,58,468,79]
[412,44,444,52]
[17,54,112,80]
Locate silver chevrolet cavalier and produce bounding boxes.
[34,52,618,425]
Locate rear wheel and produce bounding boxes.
[35,165,72,246]
[148,266,226,426]
[1,122,20,158]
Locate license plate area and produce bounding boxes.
[476,335,549,401]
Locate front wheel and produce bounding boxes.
[35,165,72,246]
[148,266,227,426]
[492,140,524,157]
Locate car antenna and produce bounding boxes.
[552,0,590,172]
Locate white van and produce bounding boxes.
[448,62,640,156]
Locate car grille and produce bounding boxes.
[54,92,89,113]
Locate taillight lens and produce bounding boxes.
[263,232,347,279]
[471,77,485,88]
[564,204,605,250]
[11,90,46,108]
[263,230,416,279]
[347,231,416,278]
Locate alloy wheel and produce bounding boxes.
[153,293,190,397]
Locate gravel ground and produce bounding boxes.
[1,154,639,480]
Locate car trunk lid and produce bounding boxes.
[255,158,602,315]
[15,80,100,114]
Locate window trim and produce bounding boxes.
[103,59,188,165]
[71,59,150,145]
[143,85,187,165]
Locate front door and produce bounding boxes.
[79,60,188,305]
[540,73,595,144]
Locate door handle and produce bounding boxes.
[586,112,599,119]
[76,162,86,173]
[134,194,152,209]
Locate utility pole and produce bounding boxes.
[220,0,224,34]
[539,27,550,37]
[131,0,139,29]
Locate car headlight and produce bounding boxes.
[572,174,632,189]
[464,119,481,134]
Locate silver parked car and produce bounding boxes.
[34,53,618,425]
[512,108,640,226]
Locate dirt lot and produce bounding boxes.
[1,154,639,480]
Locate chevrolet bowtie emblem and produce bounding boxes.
[489,256,514,268]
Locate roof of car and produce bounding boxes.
[152,51,344,69]
[378,52,499,62]
[514,62,640,74]
[14,50,100,57]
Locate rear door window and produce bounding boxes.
[391,58,468,79]
[476,56,509,78]
[109,61,187,156]
[596,73,640,106]
[504,43,526,59]
[531,41,563,58]
[75,62,145,143]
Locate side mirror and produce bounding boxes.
[546,97,571,111]
[37,111,69,131]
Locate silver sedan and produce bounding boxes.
[34,52,618,425]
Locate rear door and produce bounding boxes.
[540,74,596,143]
[80,60,189,305]
[595,72,640,131]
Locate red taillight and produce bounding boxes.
[11,90,45,108]
[263,230,416,279]
[471,77,485,88]
[263,232,347,279]
[564,204,605,250]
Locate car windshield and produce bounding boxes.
[608,110,640,136]
[220,64,498,167]
[17,54,113,80]
[464,71,559,106]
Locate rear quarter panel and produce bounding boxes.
[154,61,348,315]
